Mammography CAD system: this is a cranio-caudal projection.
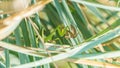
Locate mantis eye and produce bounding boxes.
[65,25,77,38]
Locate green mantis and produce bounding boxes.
[44,25,77,42]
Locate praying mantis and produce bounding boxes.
[44,25,78,43]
